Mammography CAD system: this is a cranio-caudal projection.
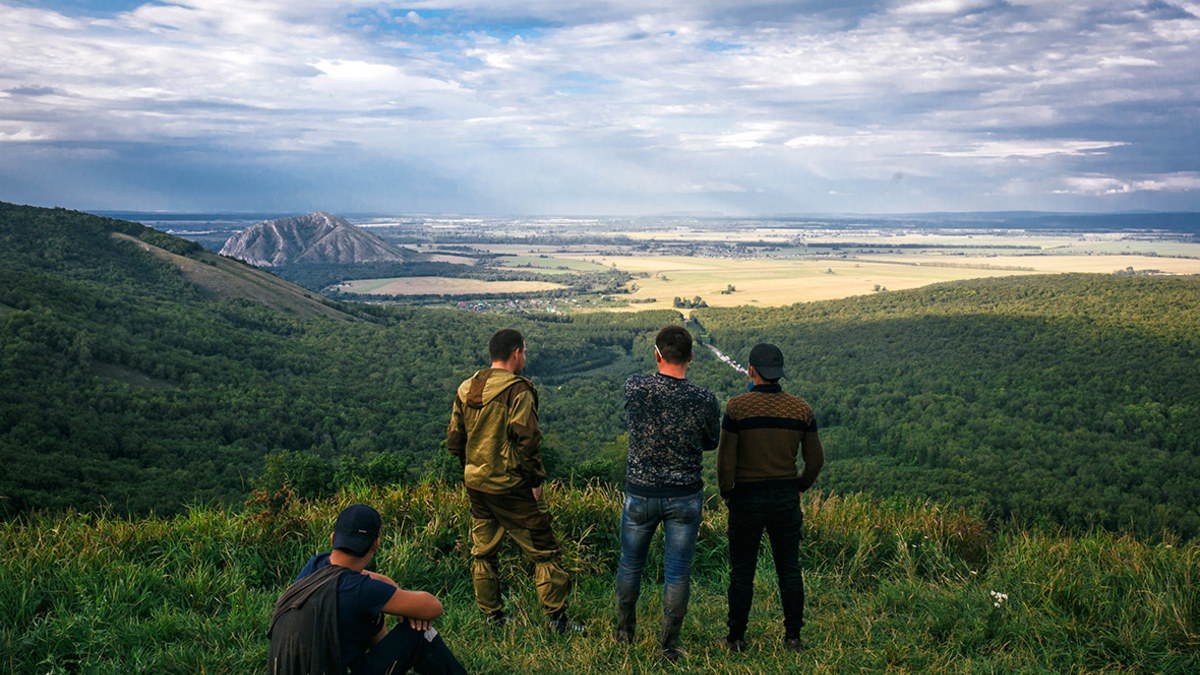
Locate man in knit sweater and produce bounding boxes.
[715,343,824,652]
[614,325,721,661]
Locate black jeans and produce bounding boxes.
[725,485,805,640]
[348,623,468,675]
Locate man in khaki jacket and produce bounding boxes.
[447,328,582,634]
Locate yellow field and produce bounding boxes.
[557,252,1200,311]
[340,277,569,295]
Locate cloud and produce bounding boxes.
[1059,172,1200,195]
[2,0,1199,213]
[929,140,1127,159]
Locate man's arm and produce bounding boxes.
[716,422,738,499]
[510,387,546,490]
[701,394,722,452]
[446,395,467,466]
[798,431,825,492]
[362,571,444,634]
[381,587,444,622]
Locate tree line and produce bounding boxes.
[4,201,1200,539]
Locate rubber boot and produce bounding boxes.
[614,602,636,644]
[659,615,685,662]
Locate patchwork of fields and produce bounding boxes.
[340,276,570,295]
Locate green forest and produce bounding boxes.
[3,201,1200,541]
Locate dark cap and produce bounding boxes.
[332,504,381,555]
[748,343,786,380]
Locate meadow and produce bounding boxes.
[339,277,570,296]
[557,251,1200,311]
[3,482,1196,675]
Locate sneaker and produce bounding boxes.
[548,614,587,635]
[484,611,510,628]
[713,636,747,652]
[784,637,807,652]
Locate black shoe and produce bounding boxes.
[660,647,686,662]
[714,636,747,652]
[549,614,587,635]
[784,636,807,652]
[484,611,510,628]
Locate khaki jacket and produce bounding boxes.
[446,368,545,493]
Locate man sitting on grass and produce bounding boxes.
[267,504,468,675]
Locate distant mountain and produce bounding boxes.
[219,211,412,266]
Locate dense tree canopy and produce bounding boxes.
[691,275,1200,537]
[4,201,1199,539]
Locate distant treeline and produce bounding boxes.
[275,261,632,297]
[4,201,1200,540]
[692,274,1200,538]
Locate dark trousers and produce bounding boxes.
[348,624,468,675]
[725,485,805,640]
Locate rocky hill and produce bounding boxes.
[219,211,412,266]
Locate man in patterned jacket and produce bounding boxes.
[615,324,721,661]
[714,342,824,652]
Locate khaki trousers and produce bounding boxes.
[468,487,571,617]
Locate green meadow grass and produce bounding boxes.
[2,483,1196,674]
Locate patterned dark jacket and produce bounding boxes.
[623,372,721,496]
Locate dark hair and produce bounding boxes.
[489,329,525,362]
[655,325,693,365]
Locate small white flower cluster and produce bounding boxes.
[990,590,1009,608]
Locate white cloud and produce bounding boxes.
[786,135,853,148]
[929,140,1127,159]
[1059,173,1200,195]
[3,0,1200,213]
[893,0,993,16]
[1099,56,1159,67]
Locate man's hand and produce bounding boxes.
[404,617,432,631]
[532,485,544,501]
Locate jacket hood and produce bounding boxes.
[458,368,530,408]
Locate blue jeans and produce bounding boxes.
[614,489,704,619]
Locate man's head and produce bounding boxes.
[748,343,786,382]
[655,325,693,366]
[489,328,527,374]
[332,504,382,557]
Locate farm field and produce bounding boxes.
[495,255,610,272]
[339,277,569,295]
[558,251,1200,310]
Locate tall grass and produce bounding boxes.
[2,483,1196,674]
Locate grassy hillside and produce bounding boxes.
[692,274,1200,538]
[4,200,1200,542]
[1,483,1196,674]
[110,232,356,321]
[0,201,673,515]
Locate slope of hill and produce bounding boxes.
[0,201,667,515]
[218,211,413,266]
[112,232,356,321]
[5,200,1200,541]
[692,274,1200,537]
[2,483,1196,674]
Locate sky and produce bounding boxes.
[2,1,1199,216]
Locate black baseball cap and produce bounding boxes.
[332,504,381,555]
[748,343,786,380]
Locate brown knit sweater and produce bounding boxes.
[716,384,824,498]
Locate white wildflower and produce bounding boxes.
[989,590,1009,607]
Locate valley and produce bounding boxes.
[160,211,1200,311]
